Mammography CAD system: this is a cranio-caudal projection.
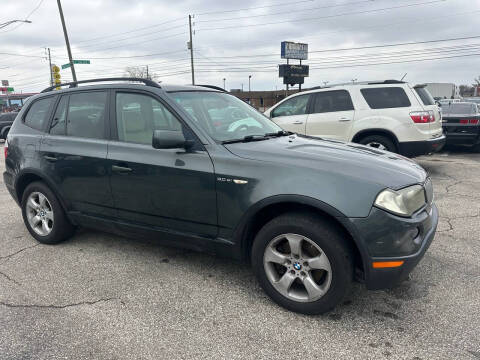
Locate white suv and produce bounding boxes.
[264,80,445,157]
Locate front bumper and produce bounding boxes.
[350,203,438,290]
[398,136,446,157]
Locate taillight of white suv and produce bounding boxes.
[410,111,435,123]
[4,139,8,159]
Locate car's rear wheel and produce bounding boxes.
[358,135,397,153]
[251,213,353,314]
[21,182,74,244]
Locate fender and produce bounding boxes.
[351,127,400,146]
[232,194,370,268]
[14,168,74,223]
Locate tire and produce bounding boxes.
[21,181,74,244]
[251,212,353,315]
[358,135,397,153]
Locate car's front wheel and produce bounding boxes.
[251,213,353,314]
[21,181,74,244]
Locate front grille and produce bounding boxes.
[424,178,434,204]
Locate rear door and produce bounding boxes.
[107,90,217,237]
[40,91,115,217]
[305,90,355,141]
[269,93,312,134]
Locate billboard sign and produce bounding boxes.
[281,41,308,60]
[1,80,9,86]
[279,64,309,78]
[283,76,305,86]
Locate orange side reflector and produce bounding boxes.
[372,261,404,269]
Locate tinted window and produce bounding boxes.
[312,90,354,113]
[50,96,68,135]
[361,87,411,109]
[272,94,310,117]
[116,92,182,145]
[414,87,435,105]
[24,97,55,131]
[67,92,107,139]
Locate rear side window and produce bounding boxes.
[66,92,107,139]
[361,87,411,109]
[24,97,55,131]
[272,94,310,117]
[414,87,435,105]
[50,96,68,135]
[312,90,354,113]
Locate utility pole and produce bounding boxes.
[223,78,226,90]
[248,75,252,92]
[146,65,149,80]
[46,48,53,86]
[56,0,77,82]
[188,15,195,85]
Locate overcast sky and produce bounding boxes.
[0,0,478,93]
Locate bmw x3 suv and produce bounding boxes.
[3,78,438,314]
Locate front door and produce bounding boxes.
[40,91,115,217]
[107,91,217,237]
[306,90,355,141]
[270,93,312,134]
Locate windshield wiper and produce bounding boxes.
[263,130,292,137]
[222,135,271,144]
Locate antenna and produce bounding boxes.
[401,73,408,81]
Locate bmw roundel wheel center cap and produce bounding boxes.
[293,262,302,271]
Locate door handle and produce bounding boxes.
[338,118,351,122]
[112,165,133,173]
[43,155,58,162]
[293,121,304,124]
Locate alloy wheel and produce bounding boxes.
[263,233,332,303]
[365,141,387,150]
[26,192,54,236]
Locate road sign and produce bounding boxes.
[281,41,308,60]
[1,80,9,86]
[0,87,14,92]
[62,59,90,69]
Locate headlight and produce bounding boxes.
[374,184,426,217]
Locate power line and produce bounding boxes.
[196,0,447,31]
[195,0,388,23]
[195,0,316,16]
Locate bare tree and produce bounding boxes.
[124,66,159,81]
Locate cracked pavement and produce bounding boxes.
[0,143,479,359]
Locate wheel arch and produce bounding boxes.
[15,169,71,219]
[1,125,11,139]
[234,195,368,275]
[351,128,399,148]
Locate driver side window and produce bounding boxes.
[272,94,311,117]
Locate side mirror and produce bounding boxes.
[152,130,194,150]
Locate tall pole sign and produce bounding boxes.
[279,41,309,92]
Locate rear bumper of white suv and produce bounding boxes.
[398,135,446,157]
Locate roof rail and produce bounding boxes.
[41,77,162,93]
[305,79,405,90]
[195,84,226,92]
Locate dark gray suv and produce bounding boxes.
[3,78,438,314]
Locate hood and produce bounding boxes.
[224,134,427,190]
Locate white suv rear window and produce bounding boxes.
[360,87,411,109]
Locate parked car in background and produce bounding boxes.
[264,80,445,157]
[0,112,18,140]
[441,102,480,150]
[463,97,480,105]
[3,78,438,314]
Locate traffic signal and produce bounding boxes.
[51,64,61,90]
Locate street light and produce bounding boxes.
[0,19,32,30]
[248,75,252,92]
[223,78,226,90]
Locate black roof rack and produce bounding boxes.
[41,77,161,93]
[195,84,226,92]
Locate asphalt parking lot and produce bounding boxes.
[0,142,479,360]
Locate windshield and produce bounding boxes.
[168,91,282,142]
[442,103,477,116]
